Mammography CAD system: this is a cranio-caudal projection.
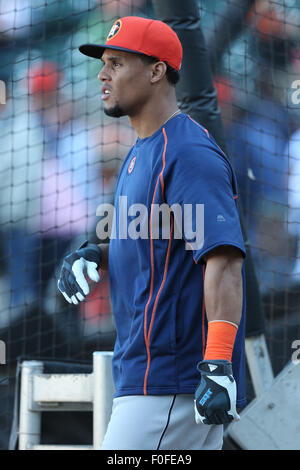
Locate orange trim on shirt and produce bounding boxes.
[185,240,198,264]
[143,177,159,393]
[159,128,167,201]
[144,216,174,394]
[143,127,169,395]
[202,265,206,358]
[187,115,210,138]
[147,216,174,347]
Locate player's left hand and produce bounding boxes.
[57,240,102,305]
[194,360,240,425]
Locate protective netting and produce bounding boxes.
[0,0,299,448]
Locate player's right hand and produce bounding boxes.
[57,240,102,305]
[194,360,240,425]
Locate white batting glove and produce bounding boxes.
[194,360,240,425]
[57,240,102,304]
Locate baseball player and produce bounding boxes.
[58,16,247,450]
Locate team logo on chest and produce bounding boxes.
[128,156,136,174]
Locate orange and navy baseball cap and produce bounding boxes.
[79,16,183,72]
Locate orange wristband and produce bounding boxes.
[204,320,238,362]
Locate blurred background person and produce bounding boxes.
[0,60,102,315]
[0,71,43,313]
[286,124,300,285]
[215,70,291,294]
[28,61,102,298]
[80,119,136,338]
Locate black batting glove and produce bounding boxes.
[194,360,240,425]
[57,240,102,305]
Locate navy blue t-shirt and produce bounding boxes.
[108,113,247,408]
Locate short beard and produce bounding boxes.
[104,103,126,118]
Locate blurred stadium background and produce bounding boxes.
[0,0,300,449]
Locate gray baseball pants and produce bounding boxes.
[100,394,223,450]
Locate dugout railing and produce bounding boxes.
[14,349,300,450]
[16,351,114,450]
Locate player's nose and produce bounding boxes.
[98,66,110,82]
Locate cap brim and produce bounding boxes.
[79,44,147,59]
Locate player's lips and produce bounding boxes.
[101,86,112,101]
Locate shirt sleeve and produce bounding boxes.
[163,137,246,263]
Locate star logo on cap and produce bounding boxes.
[107,19,122,41]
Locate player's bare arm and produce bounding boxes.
[194,245,244,425]
[203,245,244,326]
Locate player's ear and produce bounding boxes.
[150,61,167,84]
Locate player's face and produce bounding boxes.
[98,49,152,118]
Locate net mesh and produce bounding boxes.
[0,0,299,448]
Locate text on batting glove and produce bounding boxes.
[194,360,240,425]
